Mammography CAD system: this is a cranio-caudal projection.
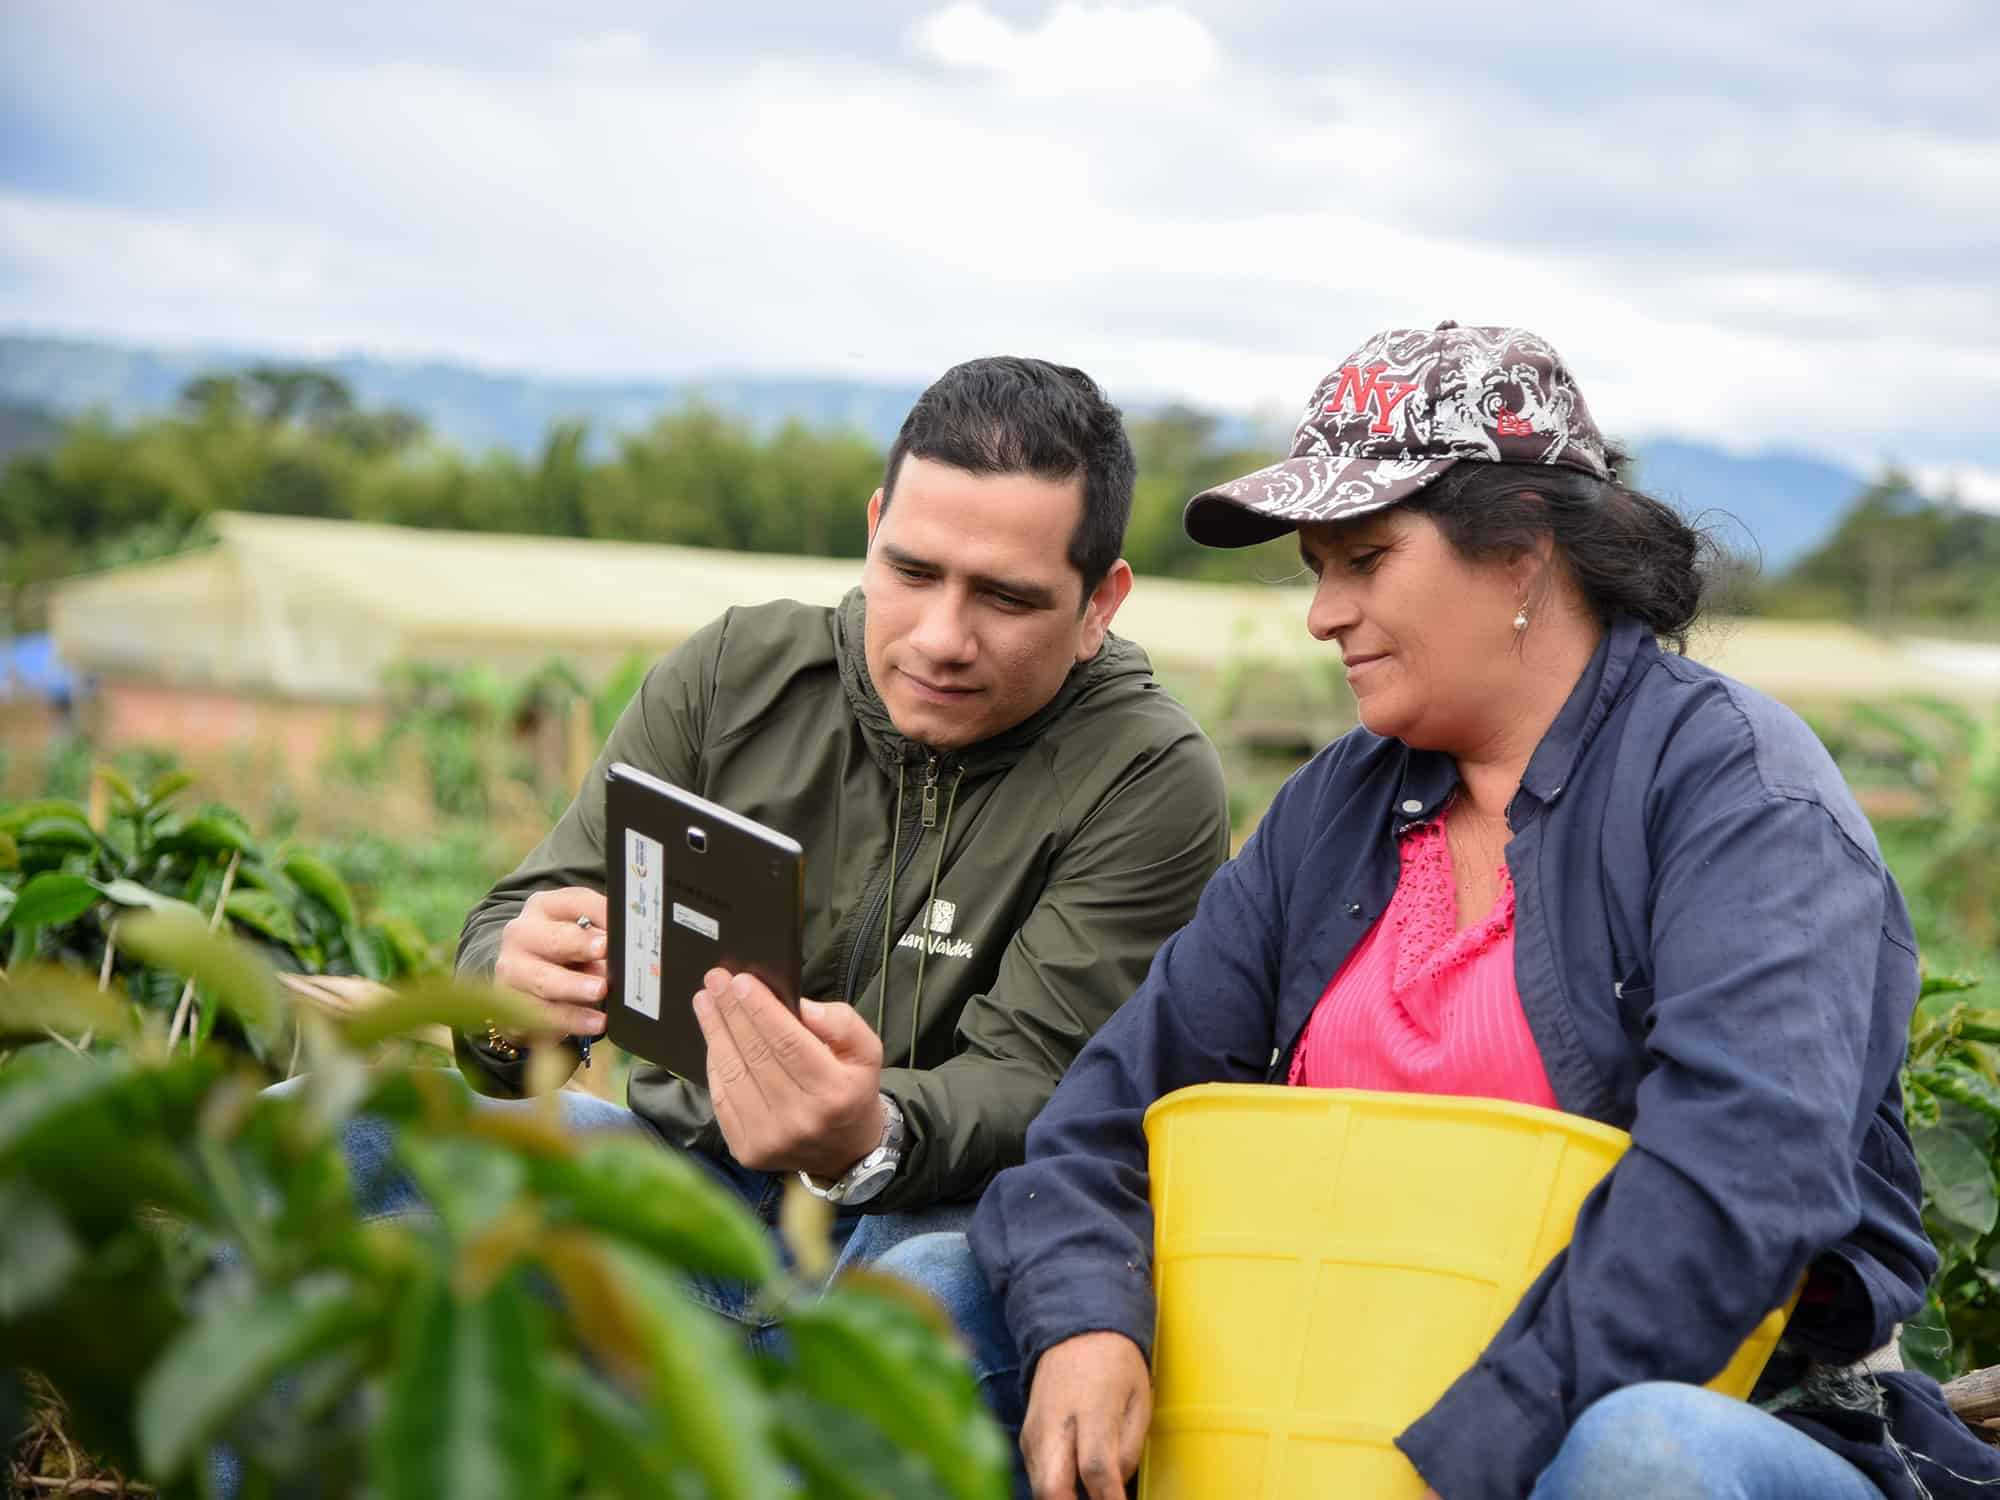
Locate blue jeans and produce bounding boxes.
[1529,1382,1884,1500]
[871,1234,1887,1500]
[311,1077,978,1324]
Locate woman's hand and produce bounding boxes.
[1021,1330,1151,1500]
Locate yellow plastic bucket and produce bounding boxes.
[1139,1085,1794,1500]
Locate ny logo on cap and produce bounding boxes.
[1323,363,1421,436]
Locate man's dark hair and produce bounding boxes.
[881,356,1136,597]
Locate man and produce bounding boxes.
[453,356,1229,1292]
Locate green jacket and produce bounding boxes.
[455,588,1229,1212]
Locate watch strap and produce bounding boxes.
[799,1095,905,1205]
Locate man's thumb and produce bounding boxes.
[798,998,877,1056]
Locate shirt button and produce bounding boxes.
[1401,799,1423,814]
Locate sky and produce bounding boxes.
[2,0,1997,497]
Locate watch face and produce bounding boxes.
[835,1161,894,1206]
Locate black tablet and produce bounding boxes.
[603,762,805,1079]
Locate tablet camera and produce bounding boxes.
[686,826,708,854]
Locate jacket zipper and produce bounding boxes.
[842,753,941,1004]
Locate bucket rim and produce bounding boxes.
[1140,1082,1633,1155]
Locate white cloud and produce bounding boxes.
[910,2,1220,92]
[1911,465,2000,516]
[1,1,1996,474]
[551,29,660,75]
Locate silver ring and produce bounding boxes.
[576,915,594,930]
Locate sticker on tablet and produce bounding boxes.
[673,902,719,942]
[623,827,663,1020]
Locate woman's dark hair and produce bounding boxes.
[1400,446,1719,652]
[880,356,1136,599]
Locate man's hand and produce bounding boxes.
[693,968,886,1179]
[490,887,609,1040]
[1021,1331,1151,1500]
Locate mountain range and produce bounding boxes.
[0,332,1879,570]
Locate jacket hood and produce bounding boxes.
[831,585,1156,776]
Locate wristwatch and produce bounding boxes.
[799,1094,905,1206]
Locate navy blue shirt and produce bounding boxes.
[971,618,1939,1500]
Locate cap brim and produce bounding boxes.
[1183,452,1461,548]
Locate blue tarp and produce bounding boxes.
[0,633,77,704]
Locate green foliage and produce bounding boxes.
[1902,971,2000,1376]
[0,926,1008,1499]
[1818,696,2000,961]
[583,407,879,557]
[1121,404,1297,584]
[1,366,1332,633]
[1761,470,2000,623]
[315,827,505,960]
[0,766,430,1059]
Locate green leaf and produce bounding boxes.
[0,799,92,835]
[233,858,301,906]
[283,851,358,928]
[3,871,100,930]
[774,1388,955,1500]
[0,831,18,871]
[1927,1062,2000,1129]
[396,1135,527,1241]
[337,975,547,1050]
[0,963,141,1044]
[226,888,300,946]
[1923,972,1982,1002]
[92,877,204,920]
[114,910,282,1040]
[344,922,389,982]
[375,1271,560,1500]
[0,1051,218,1231]
[146,769,197,808]
[374,915,435,976]
[1900,1282,1957,1379]
[552,1360,692,1500]
[1914,1106,2000,1242]
[593,1244,786,1500]
[152,815,257,859]
[16,818,98,854]
[787,1275,1012,1500]
[94,764,142,813]
[0,1177,84,1320]
[135,1272,375,1480]
[525,1134,777,1286]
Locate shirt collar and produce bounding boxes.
[1383,616,1657,828]
[1516,616,1655,807]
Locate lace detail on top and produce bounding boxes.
[1287,814,1556,1109]
[1391,819,1516,995]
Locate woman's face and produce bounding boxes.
[1298,508,1533,751]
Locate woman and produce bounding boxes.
[887,323,1995,1500]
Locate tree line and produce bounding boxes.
[2,364,1995,630]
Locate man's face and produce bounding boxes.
[861,455,1130,751]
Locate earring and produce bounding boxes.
[1513,605,1529,632]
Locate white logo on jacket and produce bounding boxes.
[897,901,974,959]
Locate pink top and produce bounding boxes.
[1288,817,1558,1109]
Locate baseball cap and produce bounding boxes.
[1183,321,1611,548]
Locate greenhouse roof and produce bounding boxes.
[49,511,1998,706]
